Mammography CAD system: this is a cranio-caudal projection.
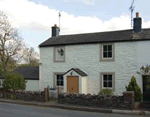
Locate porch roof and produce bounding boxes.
[63,68,88,77]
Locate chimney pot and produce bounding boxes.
[136,12,139,18]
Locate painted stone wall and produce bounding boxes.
[26,80,39,91]
[40,41,138,95]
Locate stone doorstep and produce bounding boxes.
[0,99,150,116]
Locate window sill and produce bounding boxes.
[100,59,115,62]
[54,60,65,62]
[102,87,113,89]
[55,86,64,89]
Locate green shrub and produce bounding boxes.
[49,97,57,101]
[3,72,27,94]
[125,76,142,102]
[10,94,17,100]
[98,89,113,96]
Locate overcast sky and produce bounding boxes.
[0,0,150,53]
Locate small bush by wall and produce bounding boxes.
[98,89,114,96]
[125,76,142,102]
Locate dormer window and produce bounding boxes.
[54,47,65,62]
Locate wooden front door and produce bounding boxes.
[67,76,79,93]
[143,75,150,101]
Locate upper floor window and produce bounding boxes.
[54,47,65,62]
[100,43,115,62]
[103,45,112,58]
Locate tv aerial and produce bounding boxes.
[129,0,135,27]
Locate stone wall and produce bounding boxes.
[58,91,134,109]
[0,90,45,102]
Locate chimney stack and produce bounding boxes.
[133,12,142,33]
[51,24,59,37]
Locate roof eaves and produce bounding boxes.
[39,38,150,47]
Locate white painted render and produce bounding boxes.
[39,41,140,95]
[25,80,39,91]
[82,76,87,94]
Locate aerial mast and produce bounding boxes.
[59,12,61,32]
[129,0,135,27]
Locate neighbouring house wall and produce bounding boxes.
[39,41,138,95]
[136,41,150,93]
[26,80,39,91]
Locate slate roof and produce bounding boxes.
[14,66,39,80]
[39,28,150,47]
[0,66,39,80]
[63,68,88,77]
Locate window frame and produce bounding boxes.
[102,44,113,59]
[100,43,115,62]
[100,72,115,92]
[53,72,65,88]
[53,46,65,62]
[102,74,113,89]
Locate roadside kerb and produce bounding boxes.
[0,99,150,116]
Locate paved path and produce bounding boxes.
[0,102,148,117]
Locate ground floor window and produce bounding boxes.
[103,74,112,88]
[56,74,63,86]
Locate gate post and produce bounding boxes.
[44,87,48,102]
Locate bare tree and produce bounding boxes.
[0,11,24,76]
[22,46,39,67]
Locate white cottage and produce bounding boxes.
[39,12,150,101]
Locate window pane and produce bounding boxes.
[60,81,63,86]
[57,81,60,86]
[103,45,107,51]
[60,75,63,80]
[103,75,107,81]
[108,82,112,87]
[108,75,112,81]
[103,52,107,58]
[108,52,112,57]
[103,82,107,87]
[108,45,112,51]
